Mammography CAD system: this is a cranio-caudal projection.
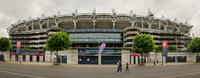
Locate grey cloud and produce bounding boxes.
[0,0,200,37]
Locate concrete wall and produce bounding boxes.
[148,52,197,63]
[121,50,130,64]
[45,49,78,64]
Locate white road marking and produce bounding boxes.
[161,71,200,78]
[0,70,47,78]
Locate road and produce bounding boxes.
[0,62,200,78]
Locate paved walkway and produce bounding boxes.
[0,62,200,78]
[6,61,194,67]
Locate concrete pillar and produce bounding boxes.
[112,21,116,29]
[66,53,71,64]
[45,52,51,62]
[186,53,196,63]
[135,56,138,64]
[145,57,148,63]
[121,50,130,65]
[39,23,42,29]
[141,17,144,28]
[3,52,9,62]
[130,56,133,64]
[26,26,28,31]
[159,20,161,30]
[148,22,152,29]
[39,56,43,62]
[11,55,15,61]
[33,56,37,62]
[26,55,30,62]
[131,21,135,27]
[73,21,77,29]
[19,55,23,62]
[71,49,78,64]
[31,21,34,30]
[47,18,49,28]
[93,20,96,29]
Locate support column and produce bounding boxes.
[47,18,49,28]
[163,22,168,30]
[39,56,43,62]
[148,22,152,29]
[33,56,37,62]
[71,49,78,64]
[159,20,161,30]
[19,55,23,62]
[112,21,116,29]
[39,23,42,29]
[135,56,138,64]
[141,17,144,28]
[130,56,133,64]
[73,20,77,29]
[31,21,34,30]
[145,57,148,63]
[131,21,135,27]
[93,20,96,29]
[11,55,15,61]
[121,50,130,64]
[26,55,30,62]
[25,25,28,31]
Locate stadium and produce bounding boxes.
[7,10,193,64]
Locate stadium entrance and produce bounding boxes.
[78,49,121,64]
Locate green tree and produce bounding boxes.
[155,45,162,53]
[168,45,176,52]
[187,37,200,62]
[45,32,71,64]
[0,37,12,52]
[132,33,156,63]
[0,37,12,61]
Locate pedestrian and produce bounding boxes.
[117,61,122,73]
[126,62,130,72]
[153,59,156,66]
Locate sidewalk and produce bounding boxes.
[6,61,195,67]
[143,62,194,67]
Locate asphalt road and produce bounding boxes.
[0,62,200,78]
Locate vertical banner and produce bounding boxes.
[162,40,168,64]
[16,41,21,55]
[16,41,21,48]
[16,41,21,63]
[98,43,106,65]
[162,40,168,57]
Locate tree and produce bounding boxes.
[0,37,12,61]
[187,37,200,63]
[168,45,176,52]
[45,32,71,64]
[0,37,12,52]
[155,45,162,53]
[132,33,156,63]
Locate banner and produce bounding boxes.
[99,43,106,55]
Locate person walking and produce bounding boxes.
[153,59,156,66]
[126,62,130,72]
[117,61,122,73]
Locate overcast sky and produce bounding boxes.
[0,0,200,37]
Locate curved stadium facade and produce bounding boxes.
[8,10,193,64]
